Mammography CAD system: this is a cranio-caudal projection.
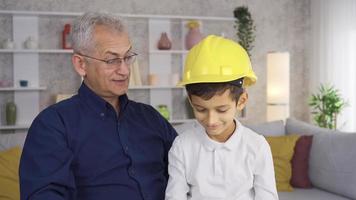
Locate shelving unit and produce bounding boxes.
[0,10,235,130]
[129,85,183,90]
[149,50,188,54]
[0,87,46,91]
[0,124,31,130]
[0,49,73,53]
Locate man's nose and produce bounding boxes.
[115,62,130,75]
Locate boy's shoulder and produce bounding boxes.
[240,124,268,146]
[173,121,204,145]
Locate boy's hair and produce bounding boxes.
[186,78,244,102]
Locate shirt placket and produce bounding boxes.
[213,149,224,177]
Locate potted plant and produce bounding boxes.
[309,84,347,130]
[233,6,256,57]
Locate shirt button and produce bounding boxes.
[100,113,105,117]
[124,146,129,153]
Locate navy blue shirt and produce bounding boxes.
[20,83,177,200]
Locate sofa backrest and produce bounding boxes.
[245,120,286,136]
[0,132,27,151]
[309,132,356,200]
[286,118,356,199]
[285,118,333,135]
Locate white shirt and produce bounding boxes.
[165,120,278,200]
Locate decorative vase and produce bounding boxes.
[157,104,170,120]
[185,21,203,50]
[24,36,38,49]
[6,102,17,125]
[157,32,172,50]
[62,24,72,49]
[2,39,15,49]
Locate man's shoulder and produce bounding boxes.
[37,95,80,119]
[126,99,159,115]
[128,99,153,109]
[53,94,80,109]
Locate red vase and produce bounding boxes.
[185,27,203,50]
[62,24,72,49]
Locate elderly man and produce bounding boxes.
[20,12,177,200]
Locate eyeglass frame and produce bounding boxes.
[75,52,138,68]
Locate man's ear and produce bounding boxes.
[72,54,87,77]
[237,91,248,111]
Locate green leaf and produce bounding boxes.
[309,84,347,130]
[233,6,255,57]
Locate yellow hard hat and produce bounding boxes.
[179,35,257,87]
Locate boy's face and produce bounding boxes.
[189,89,247,142]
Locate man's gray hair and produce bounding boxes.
[71,12,126,54]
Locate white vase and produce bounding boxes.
[25,37,38,49]
[2,39,15,49]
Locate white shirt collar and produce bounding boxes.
[195,118,243,152]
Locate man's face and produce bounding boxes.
[82,25,132,100]
[190,90,242,142]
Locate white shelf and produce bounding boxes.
[0,120,194,129]
[169,119,195,124]
[149,50,188,54]
[0,10,235,21]
[0,87,46,91]
[0,124,30,130]
[129,85,183,90]
[0,49,73,53]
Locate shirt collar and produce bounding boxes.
[78,82,129,117]
[198,118,243,152]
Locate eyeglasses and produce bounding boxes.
[76,52,138,69]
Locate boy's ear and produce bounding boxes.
[187,95,193,107]
[72,54,87,77]
[237,91,248,111]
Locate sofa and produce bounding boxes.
[175,118,356,200]
[1,118,355,200]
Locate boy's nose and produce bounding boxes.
[206,112,218,125]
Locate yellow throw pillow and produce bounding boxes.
[265,135,300,191]
[0,146,22,200]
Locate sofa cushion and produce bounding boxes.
[279,188,352,200]
[265,135,300,191]
[291,135,313,188]
[309,132,356,199]
[285,118,334,135]
[0,146,22,200]
[246,120,285,136]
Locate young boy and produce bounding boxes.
[165,35,278,200]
